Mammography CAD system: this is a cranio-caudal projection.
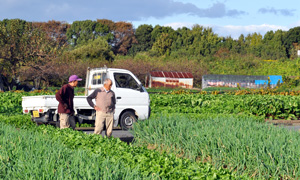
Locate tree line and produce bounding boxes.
[0,18,300,91]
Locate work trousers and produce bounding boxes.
[59,113,76,129]
[95,111,114,137]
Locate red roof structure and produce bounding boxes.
[150,71,193,78]
[146,71,194,89]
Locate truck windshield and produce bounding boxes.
[114,73,139,90]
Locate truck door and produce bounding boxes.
[112,72,149,123]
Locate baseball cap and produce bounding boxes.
[69,75,82,82]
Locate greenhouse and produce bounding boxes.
[202,74,283,89]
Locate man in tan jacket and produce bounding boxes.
[86,78,116,137]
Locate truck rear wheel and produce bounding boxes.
[56,120,60,128]
[120,111,137,130]
[53,114,60,128]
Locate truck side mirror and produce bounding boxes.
[137,84,143,92]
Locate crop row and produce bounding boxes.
[2,91,300,120]
[0,115,238,179]
[155,88,300,96]
[133,113,300,179]
[0,123,143,179]
[0,90,53,115]
[150,94,300,119]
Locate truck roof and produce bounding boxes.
[90,67,132,74]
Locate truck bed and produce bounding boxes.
[22,95,93,112]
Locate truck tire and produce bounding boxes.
[54,114,60,128]
[56,120,60,128]
[36,122,43,126]
[120,111,137,130]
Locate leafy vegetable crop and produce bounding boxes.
[2,91,300,120]
[0,90,53,115]
[150,94,300,119]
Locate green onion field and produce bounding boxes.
[1,90,300,179]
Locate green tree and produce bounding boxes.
[245,33,263,57]
[20,23,68,89]
[236,34,246,55]
[170,27,192,55]
[151,33,173,56]
[151,25,177,43]
[261,30,286,59]
[96,19,115,45]
[128,24,153,55]
[0,19,69,90]
[0,19,31,90]
[214,36,237,58]
[188,25,221,57]
[67,37,114,62]
[283,26,300,58]
[66,20,111,47]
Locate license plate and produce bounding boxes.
[32,111,40,118]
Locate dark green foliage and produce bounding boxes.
[66,20,112,47]
[283,26,300,58]
[151,25,177,43]
[128,24,153,55]
[170,25,222,57]
[150,93,300,120]
[0,19,32,90]
[67,37,114,61]
[261,30,287,59]
[2,18,300,91]
[0,92,25,115]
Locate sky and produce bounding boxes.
[0,0,299,39]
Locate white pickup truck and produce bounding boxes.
[22,67,151,130]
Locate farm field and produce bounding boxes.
[133,113,300,179]
[1,90,300,179]
[151,93,300,120]
[0,115,237,179]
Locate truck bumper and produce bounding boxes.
[31,112,51,123]
[148,106,151,118]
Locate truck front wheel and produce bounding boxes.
[120,111,137,130]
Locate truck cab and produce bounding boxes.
[22,67,151,130]
[85,67,150,129]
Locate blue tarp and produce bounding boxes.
[269,75,283,84]
[255,80,268,85]
[255,75,283,85]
